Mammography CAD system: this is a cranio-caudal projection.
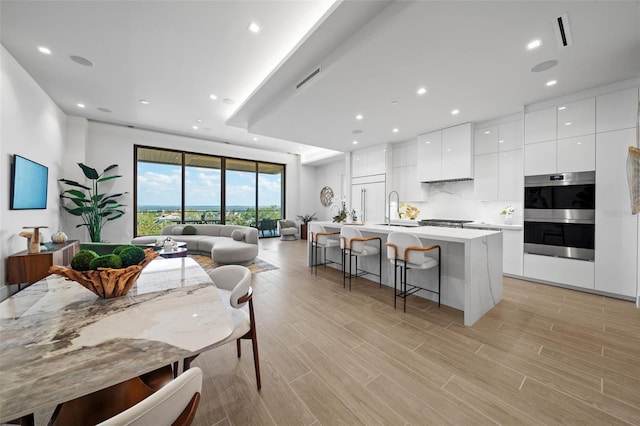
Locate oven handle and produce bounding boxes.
[524,209,594,223]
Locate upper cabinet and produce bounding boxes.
[418,122,472,182]
[351,145,387,178]
[474,119,523,201]
[474,125,498,155]
[524,107,556,144]
[557,98,595,139]
[391,141,421,202]
[524,99,595,175]
[596,87,639,133]
[417,130,442,182]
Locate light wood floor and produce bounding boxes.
[29,237,639,425]
[190,238,640,426]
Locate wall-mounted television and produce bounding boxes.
[10,154,48,210]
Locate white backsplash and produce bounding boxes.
[407,180,523,225]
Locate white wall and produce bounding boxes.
[81,122,301,243]
[1,46,66,297]
[308,156,346,221]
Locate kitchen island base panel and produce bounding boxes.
[310,223,503,326]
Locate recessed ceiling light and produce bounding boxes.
[446,148,452,152]
[527,39,542,50]
[140,99,149,105]
[196,119,202,122]
[577,142,582,145]
[76,103,85,108]
[209,94,218,100]
[417,87,427,95]
[564,122,572,126]
[352,140,358,145]
[558,106,566,110]
[425,141,431,144]
[356,114,363,120]
[484,130,491,135]
[499,139,504,143]
[392,128,399,133]
[253,137,258,141]
[451,109,460,115]
[248,22,261,33]
[192,125,199,130]
[38,46,51,54]
[546,80,557,87]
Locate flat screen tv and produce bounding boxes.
[10,154,48,210]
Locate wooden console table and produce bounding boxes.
[7,240,80,285]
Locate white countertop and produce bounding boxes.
[319,221,500,243]
[464,221,523,231]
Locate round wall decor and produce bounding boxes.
[320,186,334,206]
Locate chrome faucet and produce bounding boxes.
[388,190,399,226]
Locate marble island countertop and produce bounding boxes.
[319,221,501,243]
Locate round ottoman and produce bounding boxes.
[211,242,258,265]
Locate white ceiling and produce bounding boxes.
[2,1,639,162]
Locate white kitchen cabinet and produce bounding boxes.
[474,153,498,200]
[524,254,594,290]
[474,125,498,155]
[557,97,595,139]
[524,107,556,144]
[596,87,639,133]
[417,130,442,181]
[498,149,523,201]
[595,128,638,297]
[352,146,387,178]
[556,134,595,173]
[499,120,523,152]
[392,145,407,168]
[524,140,556,175]
[418,123,472,182]
[442,123,473,180]
[352,179,386,224]
[503,229,523,276]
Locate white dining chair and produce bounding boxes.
[184,265,261,390]
[309,222,340,275]
[386,232,441,312]
[49,367,203,426]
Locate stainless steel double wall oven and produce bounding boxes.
[524,171,595,261]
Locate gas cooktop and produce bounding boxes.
[418,219,474,228]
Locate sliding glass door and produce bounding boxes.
[224,159,256,226]
[134,146,285,237]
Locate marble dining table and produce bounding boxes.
[0,257,233,423]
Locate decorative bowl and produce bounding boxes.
[49,248,159,298]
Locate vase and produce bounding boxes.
[503,214,513,225]
[52,231,68,243]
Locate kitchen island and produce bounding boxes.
[309,222,503,326]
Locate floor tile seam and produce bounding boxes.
[353,341,454,390]
[475,343,604,391]
[523,375,639,425]
[539,346,640,383]
[441,374,540,426]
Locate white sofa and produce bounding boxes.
[131,224,258,265]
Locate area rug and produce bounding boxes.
[189,255,278,274]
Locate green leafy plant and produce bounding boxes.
[296,213,317,224]
[59,163,127,242]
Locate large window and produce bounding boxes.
[135,146,285,237]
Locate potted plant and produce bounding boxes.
[59,163,127,242]
[296,213,317,240]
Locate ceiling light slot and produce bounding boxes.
[553,13,573,48]
[296,66,321,90]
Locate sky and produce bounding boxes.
[137,162,282,207]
